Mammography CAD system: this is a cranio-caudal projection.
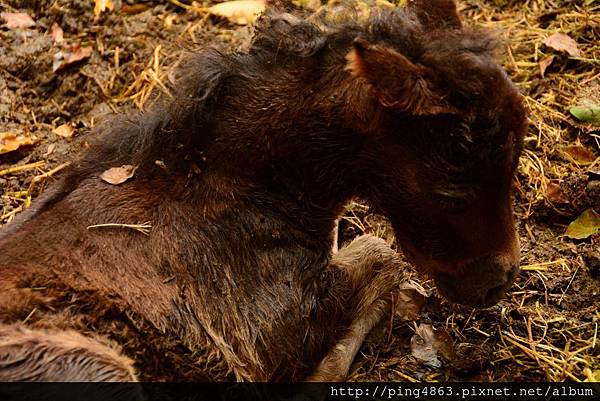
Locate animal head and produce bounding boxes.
[342,0,527,307]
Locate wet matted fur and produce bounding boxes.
[0,0,526,381]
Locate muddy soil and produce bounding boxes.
[1,0,598,382]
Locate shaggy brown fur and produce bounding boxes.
[0,325,136,381]
[0,0,526,381]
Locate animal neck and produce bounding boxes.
[199,55,376,225]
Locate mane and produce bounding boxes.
[77,3,499,174]
[26,2,501,213]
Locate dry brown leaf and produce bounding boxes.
[562,145,597,165]
[208,0,265,25]
[396,282,428,321]
[0,132,36,154]
[121,4,150,14]
[45,143,56,156]
[52,123,75,138]
[544,32,581,57]
[50,23,64,43]
[100,165,137,185]
[539,56,554,77]
[410,323,455,369]
[52,46,93,72]
[94,0,114,17]
[545,181,569,204]
[1,12,35,29]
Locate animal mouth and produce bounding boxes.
[431,262,519,308]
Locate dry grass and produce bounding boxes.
[0,0,598,382]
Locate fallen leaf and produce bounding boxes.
[50,23,63,43]
[396,282,428,321]
[100,165,137,185]
[1,12,35,29]
[410,324,455,369]
[163,14,178,30]
[375,0,396,8]
[45,143,56,156]
[545,182,569,204]
[120,4,149,14]
[208,0,265,25]
[0,132,36,154]
[561,145,597,165]
[94,0,114,17]
[292,0,321,10]
[587,369,600,382]
[52,123,75,138]
[565,209,600,240]
[544,32,581,57]
[52,46,92,72]
[570,104,600,126]
[538,56,554,77]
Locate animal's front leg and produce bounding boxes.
[309,235,405,381]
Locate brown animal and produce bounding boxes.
[0,0,526,382]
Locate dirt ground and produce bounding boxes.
[1,0,599,382]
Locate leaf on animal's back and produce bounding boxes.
[52,123,75,138]
[538,56,554,77]
[396,281,428,321]
[208,0,265,25]
[570,104,600,126]
[544,32,581,57]
[565,209,600,240]
[0,132,36,154]
[410,324,455,369]
[100,165,137,185]
[94,0,114,17]
[52,45,93,72]
[561,145,597,165]
[1,12,35,29]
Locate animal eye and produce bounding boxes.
[434,194,468,213]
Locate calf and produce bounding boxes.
[0,0,526,381]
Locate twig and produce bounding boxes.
[25,162,72,207]
[87,222,152,235]
[0,161,45,177]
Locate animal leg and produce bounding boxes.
[0,324,137,382]
[309,234,404,381]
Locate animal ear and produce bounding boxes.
[346,38,449,116]
[408,0,462,30]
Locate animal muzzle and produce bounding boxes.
[432,253,520,308]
